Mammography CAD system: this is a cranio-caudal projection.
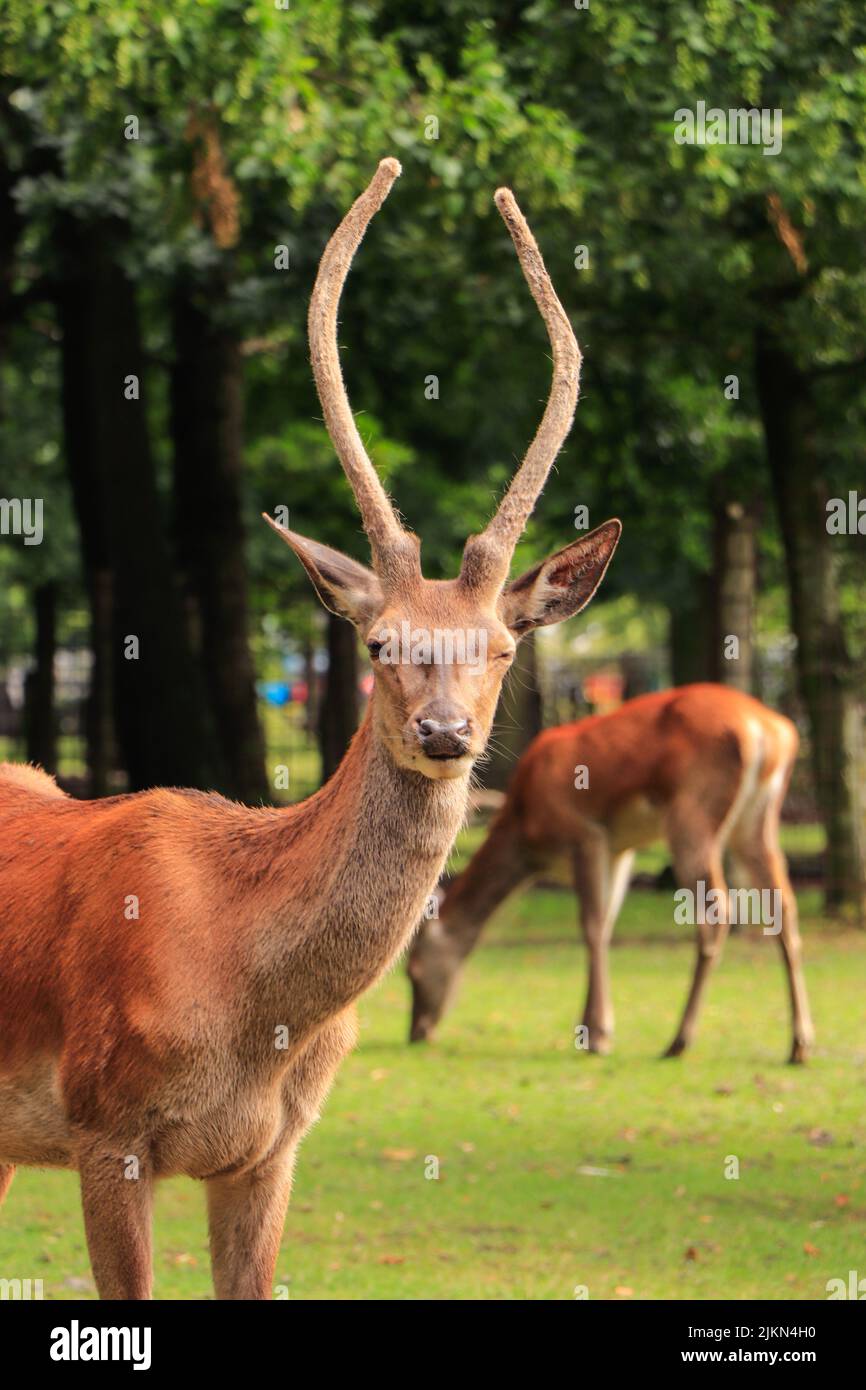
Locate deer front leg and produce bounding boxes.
[0,1165,15,1209]
[206,1145,297,1301]
[572,835,614,1054]
[78,1138,154,1300]
[208,1009,358,1300]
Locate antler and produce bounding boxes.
[461,188,582,594]
[307,157,418,581]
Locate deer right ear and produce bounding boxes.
[263,516,383,627]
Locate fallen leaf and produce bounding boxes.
[685,1247,699,1262]
[379,1254,405,1265]
[803,1242,820,1257]
[808,1128,833,1147]
[614,1285,633,1297]
[381,1148,416,1162]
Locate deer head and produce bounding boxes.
[265,158,620,781]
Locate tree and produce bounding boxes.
[513,0,866,914]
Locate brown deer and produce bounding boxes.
[408,684,814,1064]
[0,159,620,1299]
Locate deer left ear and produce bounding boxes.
[499,519,621,634]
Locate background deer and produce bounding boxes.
[408,683,814,1064]
[0,158,620,1299]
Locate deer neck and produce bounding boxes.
[263,699,471,1024]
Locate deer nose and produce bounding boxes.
[414,716,472,759]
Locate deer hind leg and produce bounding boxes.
[78,1138,154,1300]
[728,794,814,1065]
[572,836,633,1054]
[663,811,732,1059]
[0,1165,14,1208]
[207,1011,357,1300]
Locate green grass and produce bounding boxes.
[2,875,863,1301]
[449,820,827,881]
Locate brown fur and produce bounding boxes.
[0,161,621,1299]
[409,685,814,1064]
[0,723,470,1298]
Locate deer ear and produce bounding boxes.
[498,520,621,635]
[263,516,383,626]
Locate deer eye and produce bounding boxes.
[367,640,383,660]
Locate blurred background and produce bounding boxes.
[0,1,864,914]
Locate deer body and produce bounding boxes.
[409,684,814,1064]
[0,160,621,1297]
[0,715,464,1181]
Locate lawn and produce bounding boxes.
[2,844,863,1301]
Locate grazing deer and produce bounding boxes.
[408,683,814,1064]
[0,159,620,1299]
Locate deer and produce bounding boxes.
[0,158,621,1300]
[408,683,814,1065]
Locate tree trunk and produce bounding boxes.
[0,108,22,409]
[83,570,115,797]
[709,499,756,692]
[57,215,221,792]
[669,579,714,687]
[755,327,865,918]
[24,582,57,774]
[482,631,543,790]
[171,283,268,804]
[318,612,359,784]
[57,229,116,798]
